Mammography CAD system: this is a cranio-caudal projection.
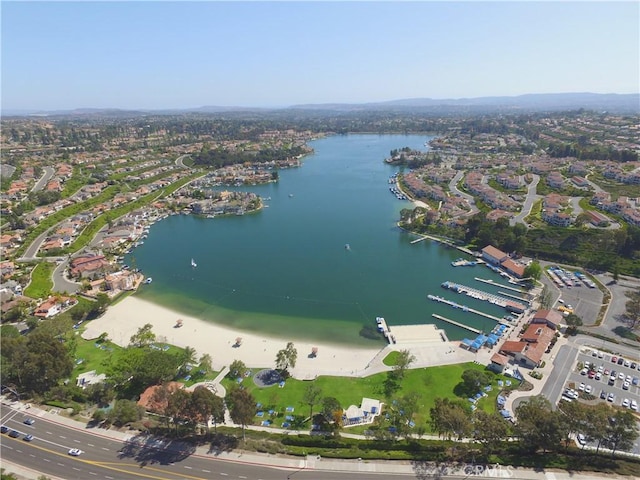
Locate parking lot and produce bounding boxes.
[540,264,604,327]
[563,347,640,410]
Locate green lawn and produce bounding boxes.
[23,261,55,299]
[72,332,219,386]
[222,362,517,431]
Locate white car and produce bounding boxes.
[580,368,588,375]
[623,381,630,390]
[597,366,604,374]
[595,373,602,381]
[622,398,630,408]
[577,433,586,445]
[68,448,83,456]
[618,372,625,380]
[626,375,632,383]
[585,384,593,394]
[631,400,638,411]
[578,382,586,391]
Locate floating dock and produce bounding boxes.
[432,314,481,334]
[375,317,395,344]
[474,277,524,294]
[427,294,510,325]
[441,281,526,313]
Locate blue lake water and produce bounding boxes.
[129,134,514,346]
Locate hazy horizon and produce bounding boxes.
[2,1,639,111]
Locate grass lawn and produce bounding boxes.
[71,331,219,387]
[23,261,55,299]
[222,362,517,431]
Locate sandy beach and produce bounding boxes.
[82,296,388,380]
[82,296,477,381]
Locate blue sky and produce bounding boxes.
[2,1,639,110]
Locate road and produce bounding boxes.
[510,174,540,226]
[175,154,191,168]
[31,166,55,193]
[448,171,478,216]
[0,404,420,480]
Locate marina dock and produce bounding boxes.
[427,294,510,326]
[375,317,395,344]
[432,314,481,334]
[474,277,525,294]
[441,280,526,314]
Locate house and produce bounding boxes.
[34,296,76,318]
[342,397,383,427]
[482,245,508,265]
[70,254,110,279]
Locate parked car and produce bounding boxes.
[607,392,615,402]
[623,381,630,390]
[631,362,637,369]
[577,433,586,445]
[632,377,639,386]
[622,398,630,408]
[617,357,624,365]
[618,372,625,380]
[631,400,638,411]
[624,360,630,367]
[585,384,593,394]
[611,356,618,363]
[579,382,586,391]
[600,390,607,400]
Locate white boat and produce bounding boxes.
[191,258,197,268]
[144,277,153,284]
[345,244,351,250]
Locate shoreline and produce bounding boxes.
[82,295,475,380]
[82,295,387,380]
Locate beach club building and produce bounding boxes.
[481,245,509,265]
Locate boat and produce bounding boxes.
[191,258,197,268]
[144,277,153,284]
[345,243,351,250]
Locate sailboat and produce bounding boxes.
[191,258,197,268]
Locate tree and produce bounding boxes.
[129,323,156,347]
[320,396,343,435]
[226,386,255,441]
[1,330,74,395]
[388,392,420,439]
[275,342,297,375]
[564,313,583,335]
[190,386,219,434]
[228,359,247,379]
[623,290,640,331]
[514,395,566,453]
[166,388,192,434]
[461,369,492,395]
[604,410,639,456]
[179,346,197,375]
[302,383,322,421]
[473,410,509,456]
[198,353,213,373]
[108,399,144,427]
[392,349,416,380]
[429,397,472,441]
[523,261,542,281]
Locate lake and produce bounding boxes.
[129,134,512,346]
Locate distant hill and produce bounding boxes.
[291,93,640,114]
[3,92,638,117]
